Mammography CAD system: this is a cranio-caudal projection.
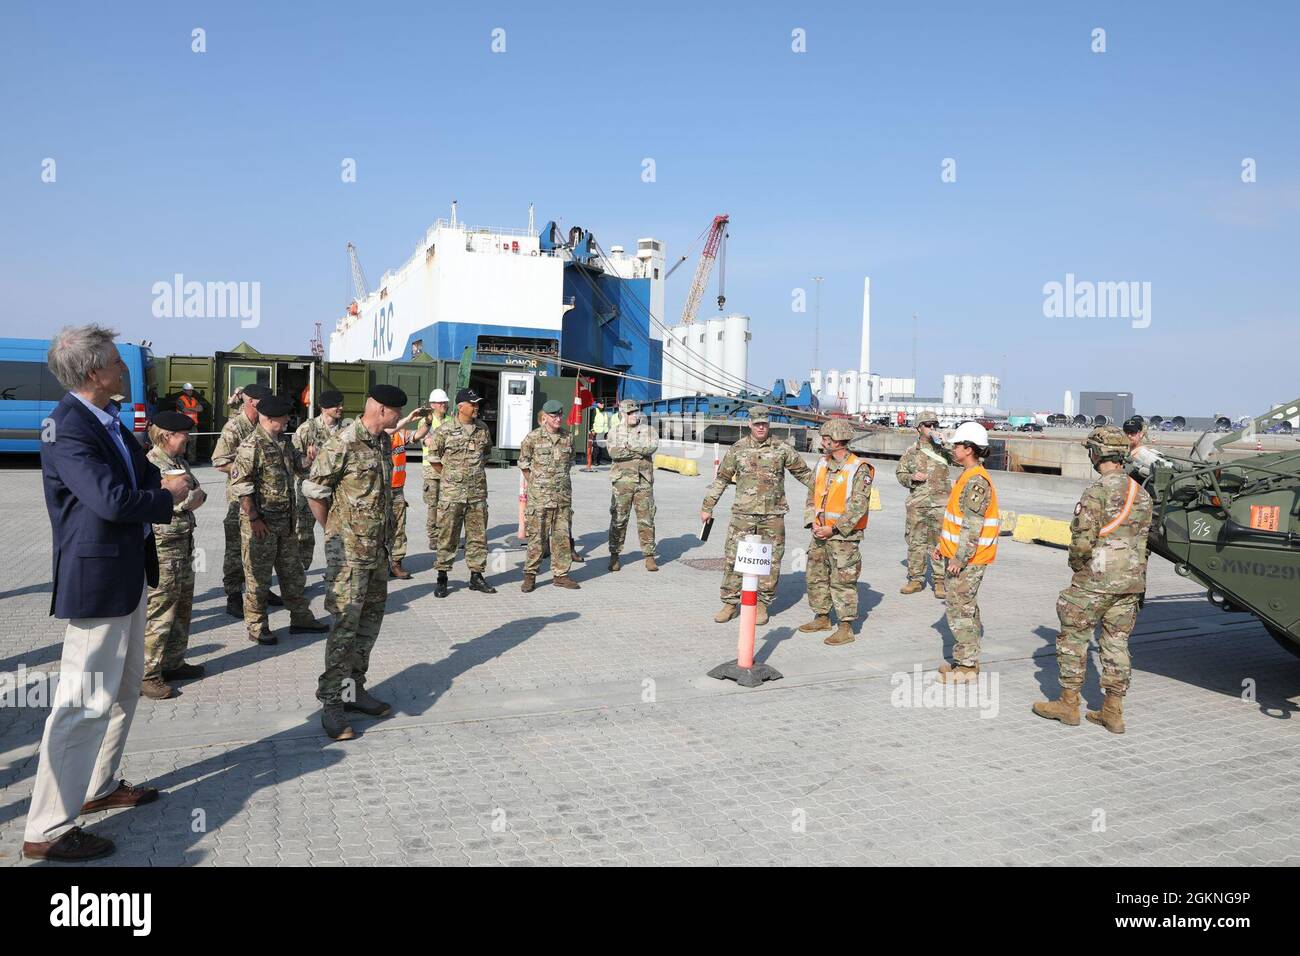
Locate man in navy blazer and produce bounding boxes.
[22,325,190,862]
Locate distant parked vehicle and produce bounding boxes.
[1017,423,1044,433]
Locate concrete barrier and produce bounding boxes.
[655,454,700,477]
[1011,513,1072,547]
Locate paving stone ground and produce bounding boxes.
[2,451,1299,866]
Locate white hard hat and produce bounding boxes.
[952,421,990,447]
[429,388,449,403]
[183,382,194,390]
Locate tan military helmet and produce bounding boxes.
[1082,425,1129,462]
[820,418,855,442]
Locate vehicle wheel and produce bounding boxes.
[1265,623,1300,660]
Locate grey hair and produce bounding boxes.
[47,324,120,391]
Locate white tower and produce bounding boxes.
[1063,389,1074,416]
[859,277,871,377]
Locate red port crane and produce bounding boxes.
[679,214,729,326]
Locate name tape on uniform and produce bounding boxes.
[734,540,773,575]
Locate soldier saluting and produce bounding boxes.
[896,417,952,599]
[430,387,496,599]
[302,385,406,740]
[606,399,659,572]
[1034,426,1152,734]
[701,406,814,626]
[519,399,579,592]
[228,395,329,645]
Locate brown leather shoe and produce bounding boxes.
[389,560,412,580]
[553,575,581,590]
[23,826,114,862]
[81,780,159,814]
[140,677,175,700]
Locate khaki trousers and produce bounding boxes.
[24,587,147,843]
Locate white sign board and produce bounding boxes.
[734,539,773,575]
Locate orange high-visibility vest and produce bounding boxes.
[939,465,1000,564]
[812,453,873,531]
[177,392,201,425]
[391,430,408,489]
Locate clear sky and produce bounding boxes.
[2,1,1296,416]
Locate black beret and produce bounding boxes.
[243,383,272,400]
[318,389,344,408]
[369,384,408,409]
[153,411,195,432]
[258,395,293,417]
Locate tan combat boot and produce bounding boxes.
[553,575,581,590]
[1086,692,1126,734]
[1032,688,1081,726]
[900,581,925,595]
[139,677,175,700]
[714,604,738,623]
[798,614,834,633]
[644,556,658,572]
[936,662,980,684]
[823,622,855,646]
[755,603,769,626]
[609,554,621,572]
[933,580,946,600]
[521,574,536,593]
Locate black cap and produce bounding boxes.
[153,411,195,432]
[243,383,272,400]
[1122,416,1144,434]
[455,387,483,405]
[258,395,293,417]
[368,384,408,409]
[318,389,344,409]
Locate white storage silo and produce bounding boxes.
[810,369,823,401]
[705,317,728,395]
[723,313,749,395]
[841,371,858,414]
[824,370,841,409]
[979,374,998,407]
[943,374,958,406]
[661,331,679,398]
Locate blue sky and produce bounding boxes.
[1,1,1296,415]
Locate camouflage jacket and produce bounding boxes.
[1069,469,1153,593]
[292,412,350,466]
[229,425,304,518]
[301,419,394,568]
[702,435,813,516]
[895,439,952,507]
[519,426,573,507]
[146,446,197,543]
[803,454,875,542]
[952,470,995,566]
[606,416,659,484]
[212,410,256,502]
[428,417,491,503]
[415,410,448,479]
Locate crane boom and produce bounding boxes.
[679,214,729,326]
[346,242,369,303]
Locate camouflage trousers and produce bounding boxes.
[223,500,243,596]
[388,490,408,563]
[525,505,571,576]
[721,513,785,608]
[240,512,315,640]
[608,479,656,557]
[904,501,946,587]
[436,500,488,573]
[295,480,317,571]
[806,536,862,622]
[143,542,195,680]
[1056,586,1138,696]
[318,561,388,706]
[423,477,440,549]
[945,563,987,667]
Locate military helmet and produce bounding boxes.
[1083,425,1129,462]
[819,419,855,442]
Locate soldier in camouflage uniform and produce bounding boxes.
[430,388,496,598]
[606,399,659,572]
[799,419,874,646]
[701,406,814,625]
[212,383,282,617]
[291,389,349,572]
[302,385,406,740]
[228,395,328,645]
[140,412,210,700]
[896,418,952,598]
[933,421,1001,684]
[1034,426,1153,734]
[415,388,450,549]
[519,399,579,591]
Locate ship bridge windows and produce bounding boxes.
[476,335,559,361]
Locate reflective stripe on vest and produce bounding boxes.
[813,453,872,531]
[939,465,1000,564]
[1099,477,1141,537]
[391,431,408,488]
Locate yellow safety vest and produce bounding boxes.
[939,465,1000,564]
[812,453,872,532]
